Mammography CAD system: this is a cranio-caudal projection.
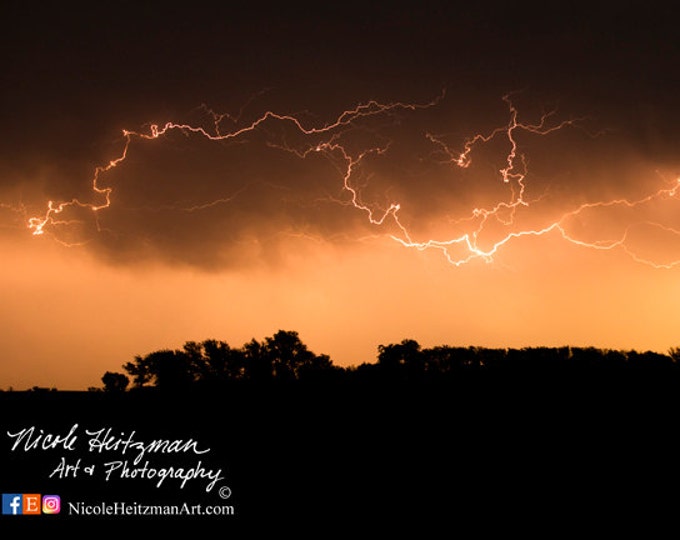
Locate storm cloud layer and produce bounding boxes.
[2,2,679,270]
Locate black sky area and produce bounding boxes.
[2,2,679,155]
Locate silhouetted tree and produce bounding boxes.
[350,362,382,383]
[669,347,680,364]
[569,347,605,372]
[475,347,507,370]
[378,339,424,380]
[627,350,674,372]
[123,349,197,391]
[601,349,627,371]
[123,355,153,387]
[434,346,487,371]
[101,371,129,393]
[297,353,339,382]
[243,338,273,382]
[201,339,247,382]
[264,330,331,381]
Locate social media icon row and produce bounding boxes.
[2,494,60,515]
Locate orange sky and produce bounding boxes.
[1,3,679,389]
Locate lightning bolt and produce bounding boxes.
[16,90,680,269]
[396,95,680,269]
[25,92,441,240]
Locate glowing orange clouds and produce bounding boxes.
[16,92,680,271]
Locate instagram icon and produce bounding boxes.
[42,495,61,515]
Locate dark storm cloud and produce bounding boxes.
[22,89,652,271]
[1,1,678,268]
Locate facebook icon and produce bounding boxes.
[2,494,23,515]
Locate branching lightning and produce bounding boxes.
[15,90,680,269]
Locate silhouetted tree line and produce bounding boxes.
[102,330,338,392]
[100,330,680,392]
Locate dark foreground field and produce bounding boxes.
[2,374,680,533]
